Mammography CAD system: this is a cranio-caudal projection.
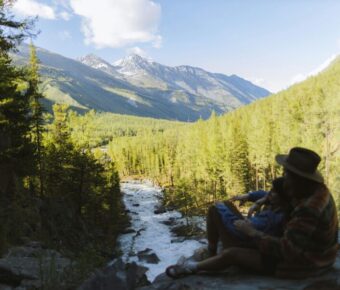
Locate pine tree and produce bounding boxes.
[27,42,45,196]
[0,0,35,252]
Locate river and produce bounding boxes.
[117,181,206,282]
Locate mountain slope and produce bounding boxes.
[13,45,270,121]
[84,53,270,108]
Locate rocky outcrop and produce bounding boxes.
[139,250,340,290]
[139,272,340,290]
[0,241,70,290]
[76,245,340,290]
[78,259,150,290]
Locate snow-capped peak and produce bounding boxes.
[78,54,111,70]
[114,54,153,66]
[113,54,154,76]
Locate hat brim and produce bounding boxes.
[275,154,324,183]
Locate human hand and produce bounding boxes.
[234,220,263,238]
[247,203,261,218]
[229,194,249,206]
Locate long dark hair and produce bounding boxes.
[284,169,326,199]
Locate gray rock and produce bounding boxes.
[138,251,340,290]
[78,259,149,290]
[122,228,136,234]
[137,249,160,264]
[170,238,186,244]
[0,242,71,289]
[0,284,13,290]
[154,205,166,215]
[0,260,35,286]
[161,219,176,227]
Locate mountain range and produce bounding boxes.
[12,45,270,121]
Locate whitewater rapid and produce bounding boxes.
[117,181,205,282]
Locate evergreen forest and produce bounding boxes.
[0,2,123,284]
[106,59,340,215]
[1,0,340,286]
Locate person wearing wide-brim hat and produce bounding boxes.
[164,147,338,279]
[275,147,324,183]
[236,147,339,278]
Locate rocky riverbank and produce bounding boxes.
[6,180,339,290]
[0,241,71,290]
[77,247,340,290]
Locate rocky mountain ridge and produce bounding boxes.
[13,44,270,121]
[80,53,271,108]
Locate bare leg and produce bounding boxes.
[207,205,244,254]
[206,205,219,255]
[197,247,264,273]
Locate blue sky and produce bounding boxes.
[11,0,340,92]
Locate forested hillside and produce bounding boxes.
[0,4,124,286]
[107,57,340,214]
[66,110,186,147]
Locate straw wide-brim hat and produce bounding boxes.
[275,147,324,183]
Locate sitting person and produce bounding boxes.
[165,147,338,279]
[166,177,291,278]
[213,177,290,246]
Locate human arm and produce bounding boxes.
[229,193,249,206]
[229,190,268,206]
[254,206,321,261]
[247,190,268,202]
[247,190,269,218]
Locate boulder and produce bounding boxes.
[122,228,136,234]
[0,242,71,289]
[161,218,177,227]
[154,205,166,215]
[137,249,160,264]
[78,259,150,290]
[0,285,13,290]
[0,261,34,287]
[170,237,186,244]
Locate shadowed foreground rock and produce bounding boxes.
[78,259,150,290]
[0,241,70,290]
[138,251,340,290]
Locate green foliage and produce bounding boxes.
[0,8,124,289]
[67,110,186,148]
[0,0,37,253]
[108,58,340,215]
[38,104,123,255]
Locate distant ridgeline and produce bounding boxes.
[12,44,270,121]
[103,56,340,214]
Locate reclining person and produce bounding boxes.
[211,177,290,253]
[166,147,338,279]
[166,177,291,278]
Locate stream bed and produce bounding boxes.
[117,181,206,282]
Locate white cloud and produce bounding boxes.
[69,0,161,48]
[126,46,148,58]
[12,0,56,19]
[59,11,71,20]
[290,54,337,86]
[152,35,162,48]
[53,0,70,9]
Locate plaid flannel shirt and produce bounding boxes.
[256,185,338,278]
